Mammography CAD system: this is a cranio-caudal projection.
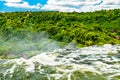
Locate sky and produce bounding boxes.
[0,0,120,12]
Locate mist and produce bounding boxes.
[0,31,61,58]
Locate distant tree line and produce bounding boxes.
[0,9,120,47]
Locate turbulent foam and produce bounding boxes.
[0,44,120,80]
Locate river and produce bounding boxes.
[0,44,120,80]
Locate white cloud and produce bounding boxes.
[42,0,120,12]
[1,0,41,9]
[0,0,22,3]
[0,11,5,13]
[4,2,41,9]
[5,0,22,3]
[103,0,120,5]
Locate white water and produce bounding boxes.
[1,44,120,80]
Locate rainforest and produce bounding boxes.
[0,9,120,80]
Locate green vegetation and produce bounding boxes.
[0,9,120,57]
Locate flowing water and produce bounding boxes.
[0,44,120,80]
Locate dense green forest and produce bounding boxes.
[0,9,120,58]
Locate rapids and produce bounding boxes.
[0,44,120,80]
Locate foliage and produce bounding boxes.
[0,9,120,57]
